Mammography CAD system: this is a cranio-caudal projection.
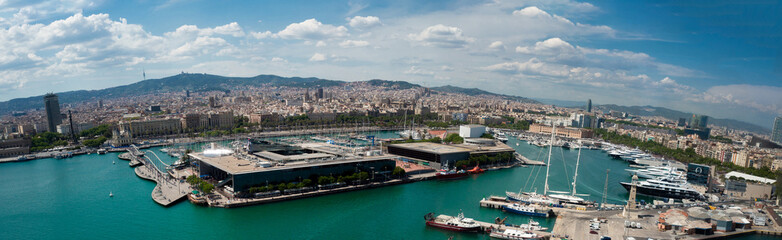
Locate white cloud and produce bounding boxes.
[250,31,272,39]
[404,66,435,76]
[348,16,381,29]
[168,36,229,58]
[408,24,474,48]
[309,53,327,62]
[516,37,575,55]
[276,19,348,40]
[513,6,550,18]
[694,84,782,115]
[511,6,614,37]
[339,40,369,48]
[346,1,369,16]
[0,0,98,25]
[316,41,327,47]
[488,41,505,50]
[483,58,570,77]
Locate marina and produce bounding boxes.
[0,131,780,239]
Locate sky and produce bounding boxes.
[0,0,780,128]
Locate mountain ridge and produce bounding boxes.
[0,73,535,114]
[597,104,769,134]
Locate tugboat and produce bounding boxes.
[435,163,468,180]
[424,211,481,232]
[467,165,485,174]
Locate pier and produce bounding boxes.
[432,214,552,239]
[125,145,188,206]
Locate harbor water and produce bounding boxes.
[0,134,777,239]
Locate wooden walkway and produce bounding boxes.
[124,146,188,207]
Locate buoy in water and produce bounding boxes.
[109,192,114,197]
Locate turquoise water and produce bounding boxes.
[0,135,761,239]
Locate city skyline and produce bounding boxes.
[0,0,781,128]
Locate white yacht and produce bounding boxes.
[489,229,543,240]
[621,176,704,200]
[626,166,684,179]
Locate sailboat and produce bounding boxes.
[546,147,593,205]
[506,125,560,206]
[506,124,593,207]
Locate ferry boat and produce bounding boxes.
[620,176,704,200]
[436,169,468,180]
[489,228,543,240]
[424,211,481,232]
[436,162,468,180]
[502,203,550,217]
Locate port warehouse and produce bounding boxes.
[191,141,396,193]
[386,141,515,168]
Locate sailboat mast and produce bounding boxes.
[403,111,407,132]
[543,124,555,195]
[571,147,581,196]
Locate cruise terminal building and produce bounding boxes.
[191,143,396,193]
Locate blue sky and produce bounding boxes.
[0,0,780,128]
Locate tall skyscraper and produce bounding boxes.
[316,88,324,99]
[587,99,592,113]
[44,93,62,132]
[690,114,709,129]
[677,118,686,127]
[772,116,782,144]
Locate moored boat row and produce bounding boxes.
[424,211,545,239]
